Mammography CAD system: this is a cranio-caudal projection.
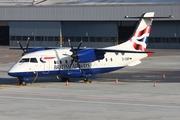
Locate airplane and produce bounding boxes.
[8,12,155,85]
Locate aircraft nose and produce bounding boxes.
[8,70,15,77]
[8,66,18,77]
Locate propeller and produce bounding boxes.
[17,37,30,56]
[68,39,83,74]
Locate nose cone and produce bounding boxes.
[7,64,20,77]
[8,68,17,77]
[8,71,15,77]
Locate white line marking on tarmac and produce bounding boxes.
[0,95,180,109]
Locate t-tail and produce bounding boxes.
[109,12,154,51]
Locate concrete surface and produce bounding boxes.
[0,46,180,120]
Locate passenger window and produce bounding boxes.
[105,58,108,62]
[30,58,38,63]
[111,58,113,61]
[60,60,62,64]
[65,60,68,64]
[19,58,30,63]
[54,61,56,64]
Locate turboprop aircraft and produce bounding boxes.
[8,12,156,85]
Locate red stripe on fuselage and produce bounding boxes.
[43,57,56,59]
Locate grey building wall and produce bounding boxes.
[2,4,180,48]
[9,21,61,46]
[9,21,118,47]
[10,21,60,36]
[62,21,118,47]
[151,21,180,38]
[62,21,117,37]
[0,4,179,21]
[148,21,180,48]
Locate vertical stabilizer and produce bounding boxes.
[108,12,154,51]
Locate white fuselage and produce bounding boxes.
[8,47,147,78]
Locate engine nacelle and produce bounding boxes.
[77,49,105,63]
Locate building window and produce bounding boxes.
[103,37,109,42]
[48,36,53,41]
[16,36,22,41]
[63,37,68,43]
[97,37,102,42]
[170,38,177,43]
[22,36,27,41]
[54,37,59,41]
[178,38,180,43]
[110,37,116,42]
[69,37,75,42]
[154,38,161,43]
[35,36,43,41]
[10,36,16,41]
[166,38,169,43]
[162,38,166,43]
[44,36,48,41]
[90,37,95,42]
[76,37,82,42]
[82,37,88,42]
[29,36,34,41]
[148,37,153,43]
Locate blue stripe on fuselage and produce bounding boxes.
[8,66,124,78]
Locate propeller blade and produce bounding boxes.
[25,37,30,52]
[67,39,83,75]
[17,41,25,53]
[77,61,82,74]
[69,59,75,70]
[68,39,75,53]
[77,40,82,51]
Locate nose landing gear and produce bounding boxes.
[16,77,26,85]
[84,78,92,83]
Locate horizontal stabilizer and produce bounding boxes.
[125,15,173,19]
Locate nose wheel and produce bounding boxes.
[16,77,26,85]
[84,78,92,83]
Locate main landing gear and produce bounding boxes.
[16,77,26,85]
[84,78,92,83]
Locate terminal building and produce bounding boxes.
[0,0,180,49]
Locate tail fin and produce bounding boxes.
[130,12,154,51]
[110,12,154,51]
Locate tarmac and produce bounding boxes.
[0,46,180,120]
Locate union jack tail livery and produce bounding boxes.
[111,12,154,51]
[130,12,154,51]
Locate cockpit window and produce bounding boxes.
[30,58,38,63]
[19,58,30,63]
